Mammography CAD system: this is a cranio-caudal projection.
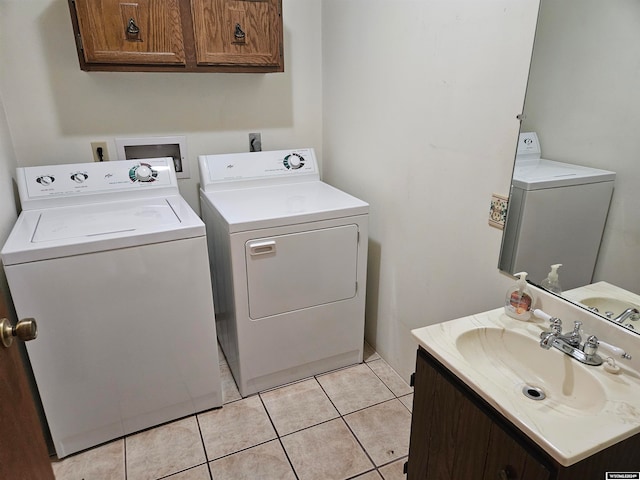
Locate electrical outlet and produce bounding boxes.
[249,133,262,152]
[91,142,109,162]
[489,193,509,229]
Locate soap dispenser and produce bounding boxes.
[540,264,563,294]
[504,272,535,320]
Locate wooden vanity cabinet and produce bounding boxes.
[68,0,284,72]
[407,347,640,480]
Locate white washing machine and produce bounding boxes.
[499,132,616,288]
[199,148,368,397]
[1,158,222,458]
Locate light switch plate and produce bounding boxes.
[489,193,509,229]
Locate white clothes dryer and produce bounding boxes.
[1,158,222,458]
[199,148,368,397]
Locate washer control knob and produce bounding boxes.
[36,175,55,186]
[71,172,88,183]
[129,163,158,183]
[283,153,305,170]
[136,165,153,181]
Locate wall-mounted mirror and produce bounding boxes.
[499,0,640,333]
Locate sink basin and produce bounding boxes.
[413,299,640,467]
[455,327,607,413]
[579,296,640,319]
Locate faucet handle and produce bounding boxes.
[571,320,582,333]
[598,339,632,360]
[586,335,632,359]
[584,335,599,356]
[551,318,563,333]
[533,309,553,322]
[533,309,563,333]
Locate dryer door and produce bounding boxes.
[245,224,359,319]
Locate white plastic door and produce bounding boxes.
[245,225,359,319]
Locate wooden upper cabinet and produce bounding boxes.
[68,0,284,72]
[191,0,282,67]
[73,0,186,65]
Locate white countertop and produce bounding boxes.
[411,286,640,467]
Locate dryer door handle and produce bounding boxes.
[248,240,276,256]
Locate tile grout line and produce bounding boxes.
[123,437,128,480]
[362,362,414,476]
[154,462,210,480]
[313,374,381,479]
[257,392,301,480]
[193,414,215,480]
[338,416,379,477]
[328,360,412,479]
[364,358,413,399]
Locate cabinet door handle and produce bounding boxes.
[498,466,514,480]
[126,18,140,39]
[234,23,246,42]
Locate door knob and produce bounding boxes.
[1,317,37,348]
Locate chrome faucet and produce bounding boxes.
[534,309,632,366]
[539,317,562,349]
[539,317,582,350]
[612,307,640,324]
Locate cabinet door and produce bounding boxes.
[408,349,552,480]
[484,424,551,480]
[408,349,493,479]
[191,0,283,67]
[74,0,186,65]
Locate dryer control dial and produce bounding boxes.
[283,153,305,170]
[71,172,89,183]
[128,163,158,183]
[36,175,55,186]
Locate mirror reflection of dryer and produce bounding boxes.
[199,148,369,397]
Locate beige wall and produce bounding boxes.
[0,0,323,212]
[0,96,18,240]
[322,0,540,379]
[0,93,19,317]
[1,0,541,381]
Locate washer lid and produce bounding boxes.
[201,181,369,233]
[1,196,204,265]
[32,199,181,242]
[512,159,616,190]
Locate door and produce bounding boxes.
[245,225,359,319]
[191,0,282,66]
[73,0,186,65]
[0,288,54,479]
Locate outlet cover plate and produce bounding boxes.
[489,193,509,229]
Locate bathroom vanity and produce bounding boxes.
[407,287,640,479]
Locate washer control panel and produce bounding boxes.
[19,158,176,203]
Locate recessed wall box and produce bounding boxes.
[115,136,189,179]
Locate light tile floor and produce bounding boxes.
[52,343,413,480]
